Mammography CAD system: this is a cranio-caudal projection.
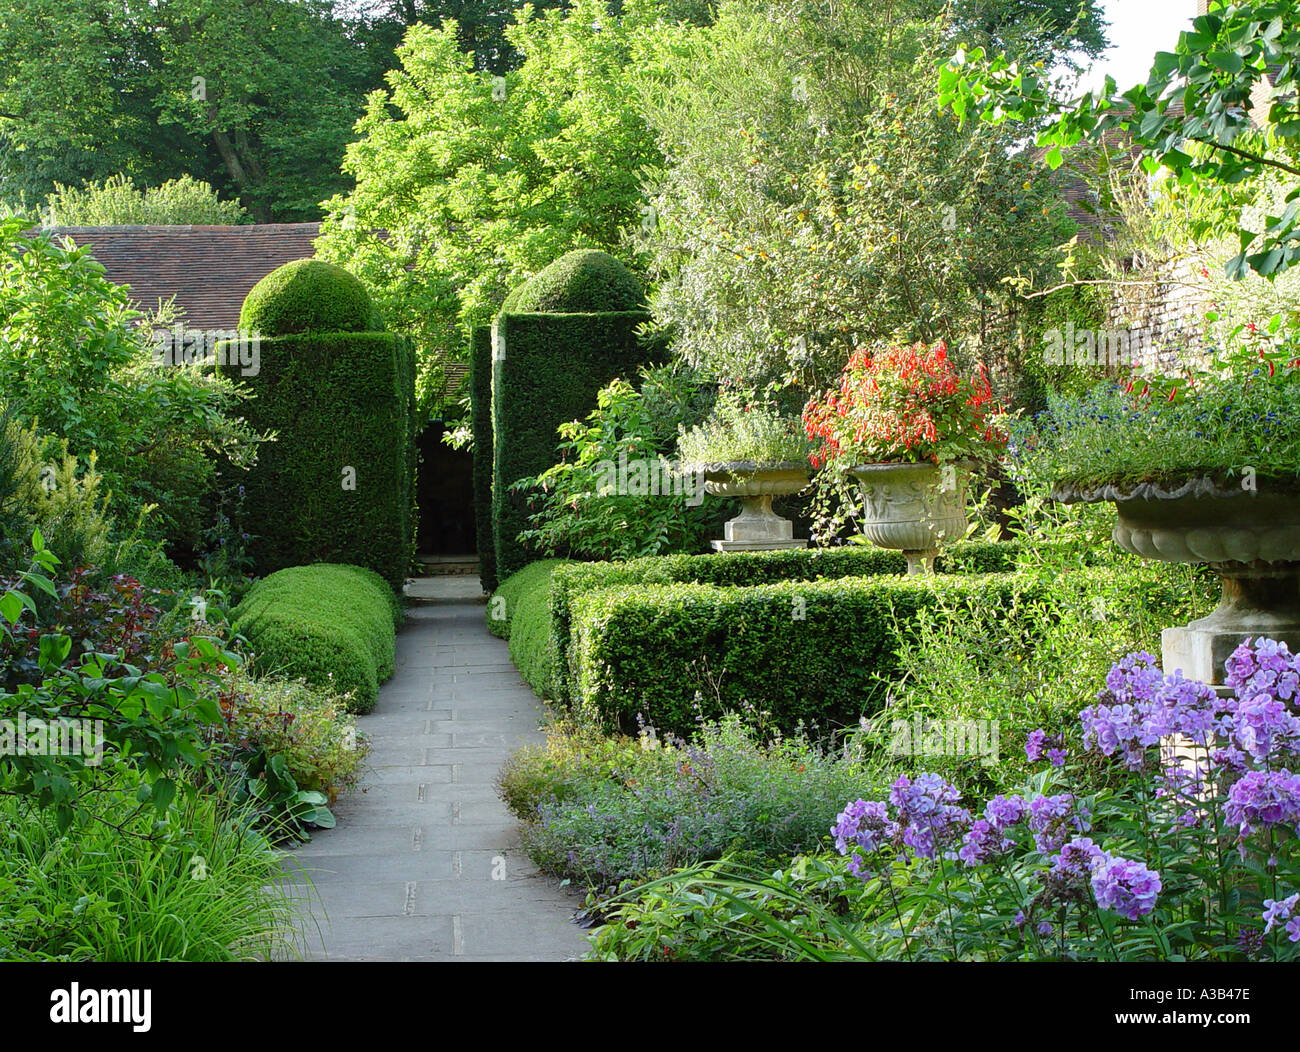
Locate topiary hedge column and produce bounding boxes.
[221,259,415,589]
[491,250,652,581]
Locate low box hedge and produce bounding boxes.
[487,559,571,698]
[232,564,403,714]
[548,540,1024,703]
[567,570,1073,739]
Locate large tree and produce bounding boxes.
[0,0,384,221]
[316,0,685,411]
[634,0,1081,392]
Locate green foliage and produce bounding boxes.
[0,532,238,830]
[859,557,1215,799]
[231,564,402,714]
[635,0,1072,390]
[469,326,497,592]
[587,855,866,961]
[548,539,1023,703]
[498,715,873,891]
[941,0,1300,281]
[0,0,388,222]
[491,309,654,580]
[0,215,265,549]
[514,362,724,564]
[239,258,379,338]
[487,559,571,697]
[42,173,250,226]
[0,414,113,579]
[214,668,369,804]
[1015,331,1300,489]
[222,260,414,586]
[0,768,296,961]
[567,570,1057,739]
[501,249,646,314]
[316,0,677,411]
[677,394,810,465]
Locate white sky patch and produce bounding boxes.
[1078,0,1201,94]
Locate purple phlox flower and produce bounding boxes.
[1013,910,1026,928]
[1052,836,1104,878]
[1047,747,1068,767]
[1025,729,1047,762]
[889,774,971,861]
[1027,792,1090,854]
[1225,637,1295,695]
[1090,853,1162,921]
[1224,769,1300,838]
[1262,892,1300,936]
[1079,701,1147,769]
[831,798,897,858]
[1227,692,1300,762]
[1036,921,1053,937]
[958,819,1004,867]
[984,793,1026,833]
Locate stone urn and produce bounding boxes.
[695,461,812,552]
[1053,476,1300,684]
[849,462,971,574]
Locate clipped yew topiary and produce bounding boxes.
[491,251,654,580]
[500,249,645,314]
[239,258,377,337]
[221,259,415,587]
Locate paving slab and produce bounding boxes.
[282,600,588,962]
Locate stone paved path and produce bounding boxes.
[281,582,589,961]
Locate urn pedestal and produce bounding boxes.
[1054,478,1300,685]
[696,461,811,552]
[849,462,970,574]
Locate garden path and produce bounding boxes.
[280,577,588,961]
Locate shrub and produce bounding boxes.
[548,540,1023,703]
[678,394,811,466]
[239,258,378,338]
[487,559,571,698]
[497,715,873,891]
[513,362,725,564]
[501,249,646,314]
[567,570,1053,738]
[42,173,250,226]
[0,217,265,549]
[231,564,401,714]
[222,260,415,587]
[212,669,369,803]
[0,413,113,579]
[490,308,653,580]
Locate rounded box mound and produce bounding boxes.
[502,249,645,314]
[240,258,378,337]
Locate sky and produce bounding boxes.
[1078,0,1202,94]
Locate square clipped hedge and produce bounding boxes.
[490,310,651,582]
[566,571,1056,739]
[220,331,413,588]
[469,325,497,592]
[548,540,1024,703]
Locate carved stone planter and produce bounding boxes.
[1053,477,1300,684]
[849,461,970,574]
[695,461,812,552]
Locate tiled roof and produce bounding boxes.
[44,223,321,329]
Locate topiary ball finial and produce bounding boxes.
[240,258,377,337]
[501,249,645,314]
